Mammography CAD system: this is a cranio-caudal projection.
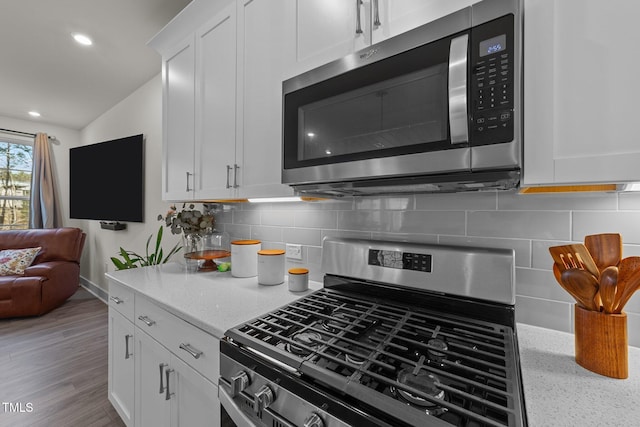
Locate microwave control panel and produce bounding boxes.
[470,14,514,146]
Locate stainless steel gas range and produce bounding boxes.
[219,237,527,427]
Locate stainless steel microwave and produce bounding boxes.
[282,0,522,197]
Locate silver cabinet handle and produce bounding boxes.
[124,334,133,359]
[355,0,363,34]
[233,164,240,188]
[179,343,203,359]
[373,0,381,26]
[165,368,175,400]
[226,165,232,189]
[138,315,156,327]
[448,34,469,144]
[186,171,192,192]
[110,296,124,304]
[159,363,168,394]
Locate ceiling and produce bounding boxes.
[0,0,192,130]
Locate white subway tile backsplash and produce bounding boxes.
[573,211,640,243]
[251,226,283,243]
[294,210,338,229]
[516,268,575,303]
[355,196,413,211]
[283,227,322,246]
[516,296,573,333]
[233,209,261,225]
[338,210,466,235]
[468,211,571,240]
[214,190,640,342]
[261,210,295,227]
[416,191,497,211]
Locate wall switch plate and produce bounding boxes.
[286,244,303,260]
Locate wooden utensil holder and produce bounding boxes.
[574,304,628,379]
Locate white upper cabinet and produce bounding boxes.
[162,35,196,201]
[523,0,640,186]
[288,0,480,77]
[235,0,295,198]
[152,1,236,201]
[195,7,237,198]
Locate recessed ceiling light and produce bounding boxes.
[28,111,41,118]
[72,33,93,46]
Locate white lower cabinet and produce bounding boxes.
[108,282,221,427]
[135,329,219,427]
[108,308,135,427]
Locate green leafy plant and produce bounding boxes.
[111,225,182,270]
[159,203,215,235]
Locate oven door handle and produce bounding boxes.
[448,33,469,145]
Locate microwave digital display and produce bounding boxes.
[479,34,506,57]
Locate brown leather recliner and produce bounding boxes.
[0,228,86,318]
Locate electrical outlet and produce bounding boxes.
[285,244,303,260]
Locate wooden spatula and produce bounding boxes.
[585,233,622,271]
[549,244,599,278]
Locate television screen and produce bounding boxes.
[69,134,144,222]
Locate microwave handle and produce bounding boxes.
[448,34,469,144]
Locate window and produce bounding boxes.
[0,138,33,229]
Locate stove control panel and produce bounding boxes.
[368,249,432,272]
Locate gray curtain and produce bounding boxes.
[29,132,62,228]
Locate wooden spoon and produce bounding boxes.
[560,268,599,311]
[615,256,640,311]
[599,266,618,314]
[615,265,640,313]
[585,233,622,272]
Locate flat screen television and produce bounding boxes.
[69,134,144,222]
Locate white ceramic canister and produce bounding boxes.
[257,249,285,285]
[288,268,309,292]
[231,240,261,277]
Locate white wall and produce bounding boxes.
[80,74,180,293]
[0,115,81,225]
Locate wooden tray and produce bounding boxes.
[574,304,628,379]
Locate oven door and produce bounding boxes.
[282,9,472,186]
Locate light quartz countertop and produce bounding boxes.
[517,323,640,426]
[107,264,640,426]
[106,262,322,339]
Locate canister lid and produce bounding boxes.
[231,239,261,245]
[258,249,285,256]
[288,268,309,275]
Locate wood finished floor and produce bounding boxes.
[0,289,126,427]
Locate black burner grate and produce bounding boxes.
[230,288,524,427]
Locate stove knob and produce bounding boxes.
[303,413,324,427]
[254,385,274,414]
[230,371,250,397]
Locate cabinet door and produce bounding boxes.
[135,330,171,427]
[169,355,220,427]
[195,5,238,199]
[236,0,295,198]
[163,35,196,201]
[372,0,480,44]
[108,308,134,427]
[289,0,370,77]
[523,0,640,185]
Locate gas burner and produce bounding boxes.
[321,310,350,334]
[390,368,448,416]
[285,331,322,356]
[427,337,448,367]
